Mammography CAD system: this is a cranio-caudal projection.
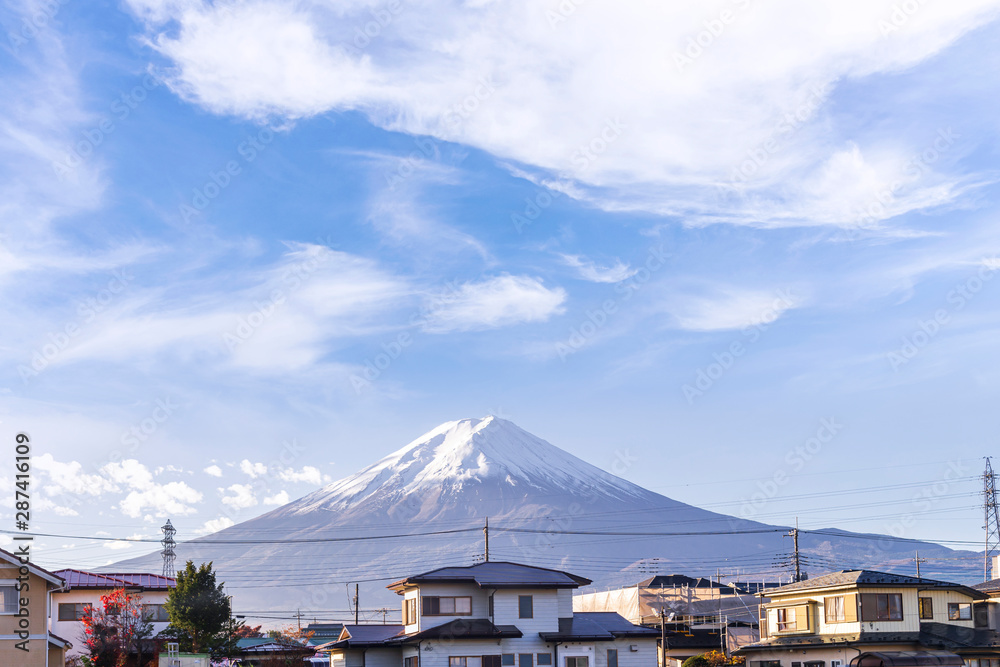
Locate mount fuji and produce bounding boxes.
[110,416,976,622]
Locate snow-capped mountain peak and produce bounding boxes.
[285,416,643,516]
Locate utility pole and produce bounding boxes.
[914,551,927,577]
[485,517,490,562]
[355,584,360,624]
[296,608,302,634]
[660,607,667,667]
[786,518,802,583]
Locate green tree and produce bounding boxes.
[163,561,231,653]
[682,656,710,667]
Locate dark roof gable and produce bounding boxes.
[388,561,591,592]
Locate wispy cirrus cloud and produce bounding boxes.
[560,254,637,283]
[421,275,566,333]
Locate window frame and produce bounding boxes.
[423,596,473,616]
[948,602,972,621]
[0,584,20,615]
[519,654,533,667]
[566,658,589,667]
[406,657,420,667]
[608,649,619,667]
[537,655,552,666]
[777,607,797,632]
[57,602,90,621]
[404,597,418,624]
[825,596,846,623]
[860,593,903,621]
[518,595,533,619]
[919,597,933,620]
[141,603,169,622]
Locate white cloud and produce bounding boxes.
[33,454,115,497]
[665,287,799,332]
[263,490,290,505]
[239,459,267,478]
[101,459,155,488]
[124,0,1000,226]
[195,516,235,534]
[45,244,409,374]
[105,533,146,550]
[119,482,202,518]
[203,464,223,477]
[276,465,325,486]
[221,483,258,510]
[560,254,637,283]
[422,275,566,333]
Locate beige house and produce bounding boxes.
[322,562,660,667]
[0,546,71,667]
[50,569,175,660]
[738,570,1000,667]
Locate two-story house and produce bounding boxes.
[323,562,659,667]
[49,568,175,660]
[738,570,1000,667]
[0,546,71,667]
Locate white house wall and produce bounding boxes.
[492,589,561,633]
[408,584,493,633]
[50,588,171,658]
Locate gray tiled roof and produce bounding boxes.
[389,562,591,590]
[335,624,406,647]
[539,612,659,641]
[767,571,986,598]
[394,618,523,642]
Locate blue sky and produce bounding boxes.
[2,0,1000,575]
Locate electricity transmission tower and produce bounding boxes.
[161,519,177,578]
[984,459,1000,581]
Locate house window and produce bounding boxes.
[948,603,972,620]
[424,596,472,616]
[142,604,170,622]
[566,658,589,667]
[825,596,845,622]
[404,598,417,624]
[58,602,90,621]
[489,594,494,618]
[608,649,619,667]
[538,655,552,666]
[502,656,516,666]
[484,657,501,667]
[520,654,534,667]
[0,585,19,614]
[519,595,533,619]
[804,662,825,667]
[860,593,903,621]
[919,597,933,620]
[451,659,468,667]
[777,607,796,631]
[406,657,419,667]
